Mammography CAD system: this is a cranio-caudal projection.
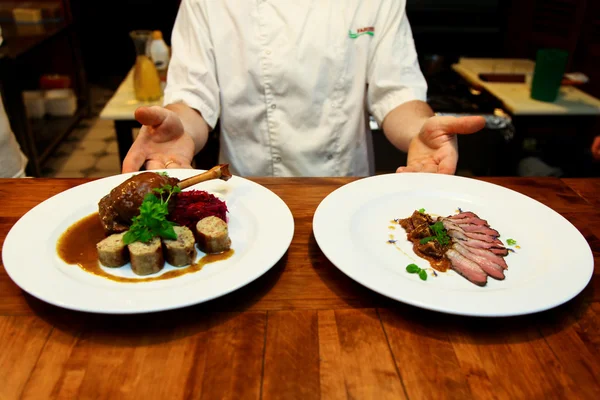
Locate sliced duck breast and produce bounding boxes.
[449,211,480,220]
[442,220,502,245]
[449,215,489,226]
[446,249,488,286]
[461,231,502,245]
[453,243,505,280]
[454,245,508,269]
[446,230,509,256]
[454,223,500,237]
[488,247,509,257]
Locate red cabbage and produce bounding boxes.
[169,190,228,232]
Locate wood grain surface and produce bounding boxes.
[0,176,598,399]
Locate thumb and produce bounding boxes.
[135,105,184,142]
[428,116,486,135]
[134,105,170,127]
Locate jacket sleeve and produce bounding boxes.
[163,0,220,129]
[367,0,428,126]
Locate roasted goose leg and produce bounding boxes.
[98,164,232,234]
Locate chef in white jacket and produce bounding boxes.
[123,0,485,177]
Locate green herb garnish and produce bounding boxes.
[406,264,428,281]
[157,171,169,177]
[418,208,425,213]
[419,221,450,246]
[122,184,182,245]
[406,264,420,273]
[506,238,517,246]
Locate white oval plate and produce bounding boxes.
[312,173,593,317]
[3,169,294,314]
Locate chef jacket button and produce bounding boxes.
[326,153,334,161]
[274,156,282,163]
[271,104,276,109]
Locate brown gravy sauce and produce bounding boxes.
[411,244,451,272]
[389,218,449,272]
[56,213,233,283]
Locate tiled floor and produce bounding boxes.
[42,86,126,178]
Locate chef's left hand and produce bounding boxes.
[592,136,600,161]
[397,116,486,175]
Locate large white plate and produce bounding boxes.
[3,169,294,314]
[313,173,594,317]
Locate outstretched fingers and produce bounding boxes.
[122,146,148,173]
[592,136,600,160]
[134,106,169,127]
[429,116,486,136]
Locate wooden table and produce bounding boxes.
[1,177,599,399]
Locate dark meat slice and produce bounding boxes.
[453,223,500,237]
[411,211,434,228]
[446,230,509,256]
[461,231,502,245]
[400,210,433,233]
[398,217,414,233]
[98,172,180,234]
[449,215,489,226]
[453,243,505,280]
[441,220,502,245]
[454,245,508,270]
[488,247,510,257]
[98,194,128,234]
[408,223,432,241]
[417,240,446,258]
[449,211,480,220]
[446,249,488,286]
[111,172,179,225]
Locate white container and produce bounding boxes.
[149,30,170,89]
[45,89,77,117]
[22,90,45,118]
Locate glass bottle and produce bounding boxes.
[129,30,162,102]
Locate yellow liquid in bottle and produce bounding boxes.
[133,55,162,102]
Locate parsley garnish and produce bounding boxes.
[506,238,517,246]
[418,208,425,213]
[406,264,428,281]
[123,184,182,245]
[419,221,450,246]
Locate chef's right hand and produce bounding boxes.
[122,105,196,173]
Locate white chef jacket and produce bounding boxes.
[164,0,427,177]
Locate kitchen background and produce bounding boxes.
[1,0,599,178]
